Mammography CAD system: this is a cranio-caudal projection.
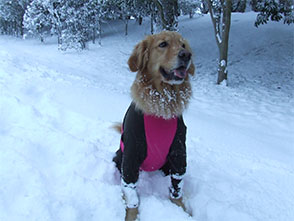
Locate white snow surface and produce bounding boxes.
[0,12,293,221]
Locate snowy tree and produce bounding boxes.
[131,0,177,34]
[23,0,53,42]
[232,0,247,12]
[117,0,136,35]
[201,0,210,13]
[207,0,232,85]
[47,0,64,45]
[57,1,89,50]
[22,0,129,49]
[23,0,115,48]
[132,0,152,25]
[129,0,157,33]
[179,0,202,18]
[254,0,294,26]
[101,0,121,20]
[0,0,31,36]
[153,0,179,31]
[24,0,65,43]
[85,0,106,45]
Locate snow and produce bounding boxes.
[220,60,226,67]
[216,33,222,44]
[0,12,293,221]
[122,180,139,208]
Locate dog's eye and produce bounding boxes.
[182,44,186,48]
[159,41,168,48]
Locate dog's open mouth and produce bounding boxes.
[160,66,188,83]
[173,66,188,79]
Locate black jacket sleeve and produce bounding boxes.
[165,116,187,199]
[165,116,187,176]
[120,103,147,184]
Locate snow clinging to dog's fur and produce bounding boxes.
[131,78,192,119]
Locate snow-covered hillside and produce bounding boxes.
[0,12,293,221]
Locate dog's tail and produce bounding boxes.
[112,123,122,134]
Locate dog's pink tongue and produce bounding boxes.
[174,68,187,78]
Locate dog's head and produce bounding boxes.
[128,31,195,85]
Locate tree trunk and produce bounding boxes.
[153,0,178,31]
[125,18,128,36]
[138,16,143,25]
[92,27,96,44]
[189,10,194,19]
[149,1,155,34]
[151,12,154,34]
[153,0,167,29]
[98,18,102,46]
[207,0,232,85]
[57,29,62,45]
[164,0,178,30]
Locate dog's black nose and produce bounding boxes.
[178,50,191,62]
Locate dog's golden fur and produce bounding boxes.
[128,31,195,119]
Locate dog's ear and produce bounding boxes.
[188,62,195,76]
[128,39,149,72]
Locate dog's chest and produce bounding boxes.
[141,115,177,171]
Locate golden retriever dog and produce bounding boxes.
[113,31,195,221]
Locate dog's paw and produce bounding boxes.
[125,207,139,221]
[170,197,192,216]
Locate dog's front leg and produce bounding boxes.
[121,150,142,221]
[169,174,191,216]
[169,174,184,199]
[119,105,146,220]
[122,180,139,221]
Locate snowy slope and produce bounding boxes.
[0,12,293,221]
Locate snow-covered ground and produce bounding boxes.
[0,12,293,221]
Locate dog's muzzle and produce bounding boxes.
[160,49,192,84]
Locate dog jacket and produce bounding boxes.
[114,103,187,185]
[121,112,178,171]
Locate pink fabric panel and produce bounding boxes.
[141,115,177,171]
